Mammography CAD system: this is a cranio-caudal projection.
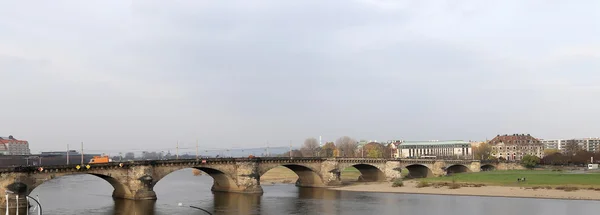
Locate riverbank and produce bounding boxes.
[260,166,362,184]
[331,180,600,201]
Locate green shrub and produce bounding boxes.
[416,181,430,188]
[555,186,579,192]
[521,155,541,169]
[392,178,404,187]
[448,183,461,189]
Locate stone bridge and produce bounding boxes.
[0,157,519,210]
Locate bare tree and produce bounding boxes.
[335,136,358,157]
[564,139,580,157]
[124,152,135,160]
[301,138,320,157]
[321,142,336,157]
[473,142,493,160]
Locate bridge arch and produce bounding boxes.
[445,164,471,175]
[260,164,325,187]
[27,172,131,198]
[153,166,240,193]
[481,164,496,171]
[341,164,386,182]
[404,164,433,178]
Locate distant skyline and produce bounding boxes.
[1,1,599,154]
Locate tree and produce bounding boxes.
[543,149,560,157]
[541,152,567,165]
[335,136,358,157]
[573,150,595,165]
[363,142,384,158]
[142,151,158,160]
[473,142,492,160]
[321,142,336,157]
[564,139,580,157]
[300,138,320,157]
[382,143,395,159]
[124,152,135,160]
[289,149,303,158]
[521,155,540,169]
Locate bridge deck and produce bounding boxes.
[0,157,485,173]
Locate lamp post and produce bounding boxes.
[5,190,42,215]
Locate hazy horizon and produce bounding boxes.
[1,1,599,154]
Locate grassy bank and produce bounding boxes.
[421,170,600,187]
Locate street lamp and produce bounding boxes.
[5,190,42,215]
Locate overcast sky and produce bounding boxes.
[1,0,599,154]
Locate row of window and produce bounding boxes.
[493,146,542,150]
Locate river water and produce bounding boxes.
[25,169,600,215]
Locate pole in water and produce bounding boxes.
[66,144,69,165]
[15,194,18,215]
[190,206,213,215]
[5,192,9,215]
[178,203,213,215]
[25,195,42,215]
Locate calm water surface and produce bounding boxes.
[27,169,600,215]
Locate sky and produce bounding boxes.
[1,0,599,154]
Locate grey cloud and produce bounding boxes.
[1,1,599,152]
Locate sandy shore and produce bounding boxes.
[330,181,600,201]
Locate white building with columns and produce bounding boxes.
[397,140,472,159]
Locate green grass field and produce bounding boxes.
[421,170,600,187]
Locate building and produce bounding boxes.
[540,138,600,153]
[396,140,472,159]
[489,134,543,161]
[0,135,31,155]
[387,140,402,158]
[40,150,82,156]
[541,139,561,151]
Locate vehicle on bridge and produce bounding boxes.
[89,155,113,164]
[419,155,437,159]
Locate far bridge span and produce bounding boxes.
[0,157,521,210]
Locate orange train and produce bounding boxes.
[89,155,113,164]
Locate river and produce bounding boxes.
[24,169,600,215]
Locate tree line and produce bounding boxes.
[274,136,394,158]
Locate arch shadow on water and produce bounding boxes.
[111,199,156,215]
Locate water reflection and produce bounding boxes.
[210,192,262,215]
[25,173,600,215]
[111,199,156,215]
[298,187,340,200]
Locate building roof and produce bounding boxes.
[0,135,28,144]
[489,134,540,145]
[400,140,470,146]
